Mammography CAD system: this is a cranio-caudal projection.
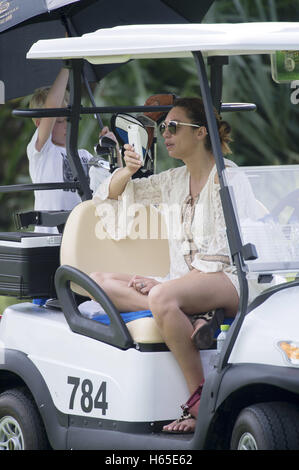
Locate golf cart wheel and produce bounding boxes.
[0,387,49,450]
[230,402,299,450]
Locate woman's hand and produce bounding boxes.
[123,144,142,176]
[128,275,160,295]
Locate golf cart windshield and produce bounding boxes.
[224,166,299,277]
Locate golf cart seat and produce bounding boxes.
[60,199,170,344]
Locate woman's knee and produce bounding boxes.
[90,271,101,283]
[89,271,113,287]
[148,283,178,318]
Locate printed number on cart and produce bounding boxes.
[67,376,108,414]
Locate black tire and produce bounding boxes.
[0,387,49,450]
[230,402,299,450]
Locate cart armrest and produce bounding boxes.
[15,210,71,232]
[54,265,133,350]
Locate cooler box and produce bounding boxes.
[0,232,61,299]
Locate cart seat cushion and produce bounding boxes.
[78,300,234,345]
[93,310,234,344]
[94,310,164,344]
[93,309,153,325]
[126,316,164,344]
[78,300,163,343]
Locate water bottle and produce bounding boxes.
[217,324,230,352]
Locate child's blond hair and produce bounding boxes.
[29,87,69,125]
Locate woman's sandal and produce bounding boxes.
[162,383,203,434]
[190,309,225,350]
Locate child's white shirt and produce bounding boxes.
[27,129,109,233]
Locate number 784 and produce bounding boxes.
[67,376,108,415]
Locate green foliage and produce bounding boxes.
[0,296,24,313]
[222,54,299,165]
[205,0,299,166]
[209,0,297,21]
[0,94,35,230]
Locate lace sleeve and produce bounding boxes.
[92,167,121,203]
[128,172,165,206]
[191,183,231,273]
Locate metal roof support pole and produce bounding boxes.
[60,13,104,130]
[66,59,92,201]
[192,51,249,369]
[207,56,229,113]
[192,51,226,180]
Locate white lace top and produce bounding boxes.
[92,158,273,302]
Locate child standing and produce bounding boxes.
[27,67,112,233]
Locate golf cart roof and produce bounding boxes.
[27,22,299,64]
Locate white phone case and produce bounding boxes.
[128,124,144,164]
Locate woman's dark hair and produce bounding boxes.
[173,97,232,155]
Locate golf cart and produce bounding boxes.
[0,22,299,450]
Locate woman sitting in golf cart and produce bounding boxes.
[92,97,255,433]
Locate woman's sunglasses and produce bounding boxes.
[159,120,201,135]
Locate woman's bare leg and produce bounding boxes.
[148,269,239,432]
[90,271,149,312]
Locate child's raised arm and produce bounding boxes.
[35,68,69,152]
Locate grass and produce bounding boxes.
[0,296,25,314]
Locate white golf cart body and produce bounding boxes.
[0,22,299,450]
